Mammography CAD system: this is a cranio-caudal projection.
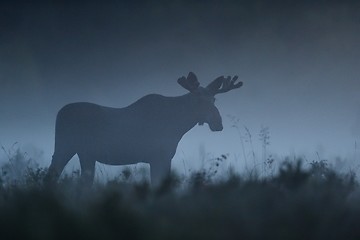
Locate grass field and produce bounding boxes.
[1,150,360,240]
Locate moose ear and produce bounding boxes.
[177,72,200,92]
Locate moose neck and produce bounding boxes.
[170,93,202,137]
[126,93,203,140]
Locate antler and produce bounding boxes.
[206,75,243,95]
[177,72,200,92]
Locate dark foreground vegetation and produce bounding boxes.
[1,156,360,240]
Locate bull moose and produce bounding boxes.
[45,72,243,186]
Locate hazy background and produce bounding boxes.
[1,1,360,176]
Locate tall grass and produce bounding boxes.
[1,147,360,240]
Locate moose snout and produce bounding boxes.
[206,108,223,131]
[209,122,223,131]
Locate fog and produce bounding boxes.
[1,1,360,177]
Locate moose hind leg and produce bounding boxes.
[79,154,96,186]
[45,151,75,184]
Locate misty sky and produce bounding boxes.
[1,1,360,174]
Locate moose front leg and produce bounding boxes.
[150,159,172,187]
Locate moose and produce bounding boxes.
[45,72,243,186]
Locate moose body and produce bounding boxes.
[46,72,242,185]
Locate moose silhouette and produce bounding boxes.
[45,72,243,186]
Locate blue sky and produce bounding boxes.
[1,1,359,174]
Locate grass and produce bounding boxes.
[1,147,360,240]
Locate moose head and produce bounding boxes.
[177,72,243,132]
